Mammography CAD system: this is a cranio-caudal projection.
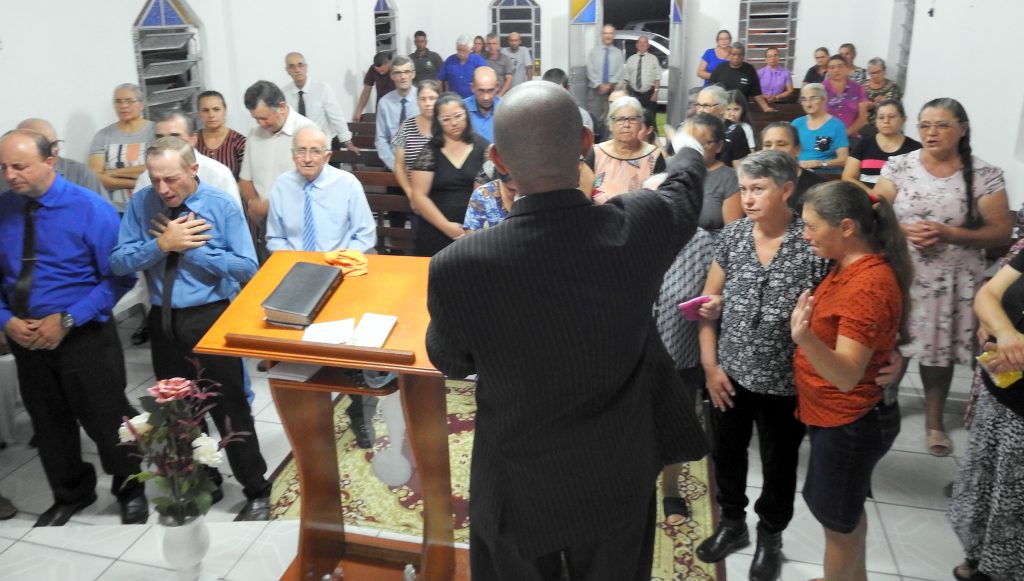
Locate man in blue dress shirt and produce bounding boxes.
[375,56,420,172]
[266,126,378,448]
[439,35,487,99]
[464,67,501,143]
[0,129,146,526]
[110,137,273,521]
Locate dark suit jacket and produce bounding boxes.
[426,148,709,558]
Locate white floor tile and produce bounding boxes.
[876,503,962,580]
[96,561,176,581]
[119,519,267,578]
[125,362,156,394]
[23,523,148,559]
[253,421,292,475]
[889,407,970,458]
[0,442,40,480]
[0,522,32,540]
[871,450,959,511]
[0,536,16,554]
[0,540,114,579]
[254,397,281,424]
[224,520,299,580]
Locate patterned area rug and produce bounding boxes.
[270,381,718,580]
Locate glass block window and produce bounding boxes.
[490,0,541,61]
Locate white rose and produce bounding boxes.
[191,433,224,467]
[118,412,152,443]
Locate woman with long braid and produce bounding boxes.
[874,98,1011,456]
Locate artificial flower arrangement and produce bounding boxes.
[119,367,248,525]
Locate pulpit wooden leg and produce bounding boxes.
[400,374,456,580]
[271,382,347,579]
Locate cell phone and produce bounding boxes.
[678,295,711,321]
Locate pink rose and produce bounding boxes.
[148,378,195,403]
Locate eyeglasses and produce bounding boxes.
[799,96,823,103]
[438,111,467,125]
[695,103,718,110]
[286,63,307,70]
[391,69,414,77]
[917,122,959,131]
[292,148,326,157]
[611,115,643,125]
[114,99,140,105]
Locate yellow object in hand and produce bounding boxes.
[978,351,1023,388]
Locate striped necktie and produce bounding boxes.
[302,181,318,251]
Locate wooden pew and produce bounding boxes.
[352,169,415,254]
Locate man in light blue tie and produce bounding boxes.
[265,126,378,447]
[586,24,624,126]
[374,56,419,171]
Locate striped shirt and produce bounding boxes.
[392,117,431,179]
[196,129,246,180]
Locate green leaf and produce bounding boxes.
[195,491,212,515]
[138,396,159,414]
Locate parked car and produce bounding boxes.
[612,30,671,106]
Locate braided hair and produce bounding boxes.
[920,98,973,223]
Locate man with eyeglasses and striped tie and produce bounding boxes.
[265,126,377,448]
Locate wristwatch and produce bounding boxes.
[60,312,75,331]
[820,161,828,169]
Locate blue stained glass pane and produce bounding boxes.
[142,0,164,26]
[375,0,391,12]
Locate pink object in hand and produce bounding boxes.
[678,295,711,321]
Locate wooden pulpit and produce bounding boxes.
[195,251,454,580]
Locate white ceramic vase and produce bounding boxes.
[160,514,210,580]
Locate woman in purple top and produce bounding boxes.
[697,30,733,87]
[758,47,794,103]
[824,54,868,137]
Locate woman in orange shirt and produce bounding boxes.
[789,180,913,581]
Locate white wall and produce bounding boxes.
[791,0,896,82]
[901,0,1024,206]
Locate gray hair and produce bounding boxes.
[152,109,194,133]
[608,95,643,123]
[293,126,328,150]
[456,35,472,48]
[737,149,797,189]
[801,82,826,99]
[113,83,143,101]
[730,42,746,55]
[391,55,412,69]
[146,136,196,170]
[867,57,886,69]
[698,85,728,106]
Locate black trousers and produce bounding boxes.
[629,88,657,119]
[148,302,270,499]
[470,490,656,581]
[709,378,806,533]
[9,319,142,503]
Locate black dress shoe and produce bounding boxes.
[130,322,149,346]
[351,417,373,449]
[211,487,224,504]
[234,495,271,521]
[119,494,149,524]
[696,517,749,563]
[34,493,98,527]
[749,528,783,581]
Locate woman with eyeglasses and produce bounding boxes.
[591,96,666,203]
[409,92,489,256]
[874,98,1012,457]
[792,83,849,174]
[88,83,155,213]
[842,99,920,193]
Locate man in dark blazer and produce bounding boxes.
[426,81,709,580]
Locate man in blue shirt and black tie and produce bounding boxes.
[111,137,273,521]
[0,129,146,527]
[375,55,419,172]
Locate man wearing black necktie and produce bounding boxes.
[0,130,146,527]
[622,35,661,119]
[374,55,419,171]
[111,137,273,521]
[283,52,360,155]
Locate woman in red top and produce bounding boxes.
[789,180,913,581]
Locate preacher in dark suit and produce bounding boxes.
[426,81,709,580]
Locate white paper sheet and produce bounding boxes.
[349,313,398,348]
[301,318,355,344]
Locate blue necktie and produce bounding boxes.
[399,97,408,125]
[302,182,318,251]
[602,48,609,84]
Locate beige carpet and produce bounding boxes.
[270,380,718,580]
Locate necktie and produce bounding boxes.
[161,205,187,340]
[302,182,318,252]
[298,90,306,116]
[399,97,408,125]
[11,199,41,319]
[602,47,610,84]
[636,54,644,88]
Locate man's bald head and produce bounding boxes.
[472,67,499,112]
[16,118,58,143]
[492,81,589,195]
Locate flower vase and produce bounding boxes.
[160,514,210,580]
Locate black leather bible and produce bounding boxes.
[262,262,343,327]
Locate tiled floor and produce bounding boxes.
[0,312,974,580]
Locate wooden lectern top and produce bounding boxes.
[194,251,440,377]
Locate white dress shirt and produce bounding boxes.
[239,108,318,198]
[283,77,353,144]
